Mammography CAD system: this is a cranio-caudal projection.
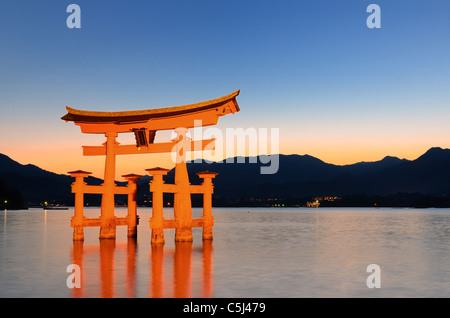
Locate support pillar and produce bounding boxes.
[68,170,92,241]
[196,171,218,240]
[100,131,118,239]
[147,168,170,244]
[122,174,142,238]
[173,127,193,242]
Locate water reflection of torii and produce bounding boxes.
[71,239,213,298]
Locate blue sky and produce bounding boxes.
[1,0,450,177]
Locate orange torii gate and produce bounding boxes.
[62,90,240,242]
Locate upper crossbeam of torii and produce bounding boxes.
[62,90,240,156]
[62,90,239,129]
[62,90,240,242]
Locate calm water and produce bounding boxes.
[1,207,450,298]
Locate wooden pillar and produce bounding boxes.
[196,171,218,240]
[68,170,92,241]
[122,174,142,238]
[173,127,193,242]
[147,168,170,244]
[100,131,118,239]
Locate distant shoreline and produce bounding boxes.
[8,205,450,211]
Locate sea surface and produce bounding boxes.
[1,207,450,298]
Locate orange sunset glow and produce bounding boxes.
[4,129,450,181]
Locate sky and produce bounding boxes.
[1,0,450,179]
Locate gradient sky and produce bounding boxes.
[1,0,450,179]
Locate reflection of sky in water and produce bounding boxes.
[1,207,450,297]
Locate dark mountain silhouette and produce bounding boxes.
[0,153,122,205]
[1,147,450,207]
[0,178,24,209]
[0,153,72,204]
[147,154,407,189]
[204,147,450,199]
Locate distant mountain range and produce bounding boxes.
[2,147,450,207]
[0,153,125,206]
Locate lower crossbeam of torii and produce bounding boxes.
[62,90,240,243]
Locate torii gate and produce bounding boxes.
[62,90,240,243]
